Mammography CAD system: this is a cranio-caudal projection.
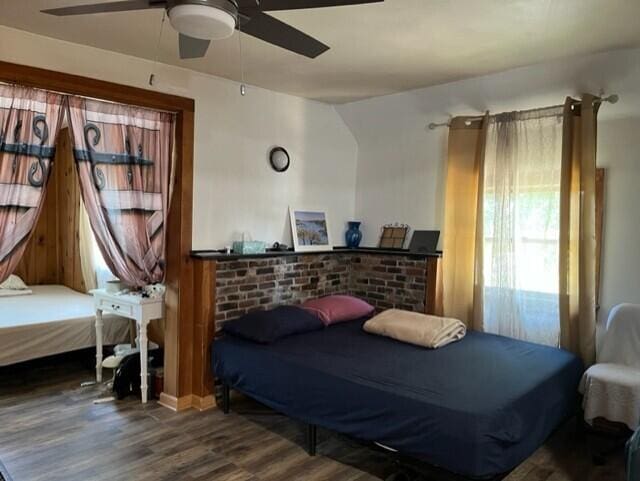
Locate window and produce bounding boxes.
[79,198,117,290]
[89,227,117,289]
[481,110,563,346]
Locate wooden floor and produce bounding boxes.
[0,353,626,481]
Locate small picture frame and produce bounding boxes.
[289,207,333,252]
[379,224,409,249]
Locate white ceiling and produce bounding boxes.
[1,0,640,104]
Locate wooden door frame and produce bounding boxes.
[0,60,196,410]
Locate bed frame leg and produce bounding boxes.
[306,424,317,456]
[221,383,230,414]
[575,405,586,439]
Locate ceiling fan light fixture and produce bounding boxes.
[169,3,236,40]
[41,0,385,59]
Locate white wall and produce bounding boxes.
[597,118,640,330]
[337,48,640,326]
[0,26,358,250]
[2,24,638,327]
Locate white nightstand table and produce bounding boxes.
[91,289,164,403]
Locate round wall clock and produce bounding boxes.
[269,147,290,173]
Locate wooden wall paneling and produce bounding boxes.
[45,156,59,284]
[14,129,85,291]
[191,259,216,410]
[425,257,442,316]
[1,60,195,411]
[13,188,58,285]
[14,134,61,285]
[57,130,85,292]
[177,109,195,401]
[159,108,195,411]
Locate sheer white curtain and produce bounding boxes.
[79,198,116,291]
[482,107,563,346]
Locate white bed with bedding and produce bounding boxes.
[0,284,130,366]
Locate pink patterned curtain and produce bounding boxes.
[66,96,175,288]
[0,85,65,284]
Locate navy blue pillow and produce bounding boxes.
[222,306,324,344]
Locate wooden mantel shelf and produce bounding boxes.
[191,247,442,261]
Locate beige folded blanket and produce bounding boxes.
[0,288,32,298]
[363,309,466,349]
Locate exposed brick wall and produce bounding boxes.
[214,252,432,330]
[349,254,427,312]
[215,254,351,326]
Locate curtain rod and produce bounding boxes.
[426,94,619,130]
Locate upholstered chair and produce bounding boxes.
[580,303,640,431]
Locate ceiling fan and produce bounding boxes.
[42,0,384,59]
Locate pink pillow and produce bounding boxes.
[302,295,375,326]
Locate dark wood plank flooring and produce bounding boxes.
[0,353,625,481]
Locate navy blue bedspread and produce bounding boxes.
[213,319,583,479]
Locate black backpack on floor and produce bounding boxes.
[112,352,142,400]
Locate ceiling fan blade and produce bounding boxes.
[254,0,383,11]
[240,12,329,59]
[41,0,165,16]
[235,0,260,7]
[179,34,211,59]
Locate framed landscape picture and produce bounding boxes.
[289,207,333,252]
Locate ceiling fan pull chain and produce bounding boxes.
[149,10,167,86]
[238,19,246,96]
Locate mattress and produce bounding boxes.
[213,319,584,479]
[0,285,129,366]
